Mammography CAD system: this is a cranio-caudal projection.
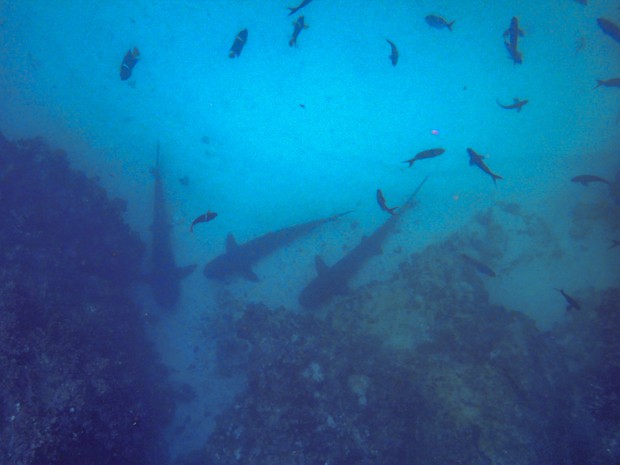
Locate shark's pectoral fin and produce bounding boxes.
[242,267,259,282]
[176,264,197,279]
[314,255,329,275]
[226,233,238,252]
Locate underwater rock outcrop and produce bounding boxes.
[0,133,174,465]
[182,214,601,465]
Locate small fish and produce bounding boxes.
[190,210,218,233]
[289,16,308,47]
[503,17,524,64]
[462,254,496,277]
[120,47,140,80]
[386,39,398,66]
[376,189,397,215]
[402,148,445,167]
[571,174,610,186]
[179,175,189,186]
[555,288,581,311]
[229,29,248,58]
[496,98,528,112]
[288,0,313,16]
[467,148,503,185]
[608,239,620,249]
[597,18,620,44]
[594,78,620,89]
[425,15,455,31]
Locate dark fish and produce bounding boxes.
[299,177,428,308]
[148,142,196,309]
[555,288,581,311]
[503,17,524,64]
[608,239,620,249]
[289,16,308,47]
[402,148,445,167]
[594,78,620,89]
[462,254,496,277]
[229,29,248,58]
[496,98,528,112]
[203,211,351,282]
[386,39,398,66]
[288,0,313,16]
[376,189,397,215]
[597,18,620,44]
[425,15,455,31]
[120,47,140,80]
[467,148,503,185]
[571,174,610,185]
[190,210,217,233]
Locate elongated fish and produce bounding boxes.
[402,148,445,167]
[425,15,455,31]
[288,0,313,16]
[594,78,620,89]
[229,29,248,58]
[555,288,581,311]
[467,148,503,185]
[299,177,428,308]
[462,254,496,277]
[496,98,528,112]
[289,16,308,47]
[503,17,524,64]
[386,39,398,66]
[203,211,350,281]
[571,174,610,185]
[597,18,620,44]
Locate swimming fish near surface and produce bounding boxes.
[386,39,398,66]
[503,17,524,64]
[229,29,248,58]
[571,174,610,186]
[376,189,398,215]
[190,210,217,233]
[288,0,313,16]
[597,18,620,44]
[289,16,308,47]
[496,98,528,112]
[120,47,140,80]
[425,15,455,31]
[555,288,581,311]
[467,148,503,185]
[594,78,620,89]
[402,148,445,167]
[462,254,496,277]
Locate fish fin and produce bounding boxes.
[226,233,238,251]
[315,255,329,275]
[177,264,197,279]
[242,267,259,282]
[503,29,510,38]
[516,106,522,113]
[518,28,525,37]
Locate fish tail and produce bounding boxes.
[593,80,603,89]
[402,159,415,167]
[492,173,503,185]
[289,38,296,47]
[447,21,455,31]
[388,206,398,215]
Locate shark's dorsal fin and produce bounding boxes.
[176,264,197,279]
[315,255,329,275]
[226,233,238,252]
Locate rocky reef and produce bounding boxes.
[0,133,174,465]
[180,203,619,465]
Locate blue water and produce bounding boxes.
[1,0,619,464]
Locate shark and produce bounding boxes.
[299,176,428,308]
[203,211,351,282]
[147,142,196,309]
